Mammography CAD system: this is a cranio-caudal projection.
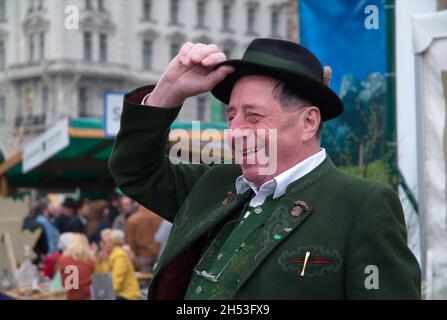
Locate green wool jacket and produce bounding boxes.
[108,86,421,300]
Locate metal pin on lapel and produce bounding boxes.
[291,200,310,217]
[300,251,311,277]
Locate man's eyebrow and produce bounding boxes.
[226,104,264,114]
[226,105,236,114]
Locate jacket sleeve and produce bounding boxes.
[110,254,128,294]
[345,185,421,299]
[108,85,210,222]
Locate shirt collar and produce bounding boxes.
[235,148,327,199]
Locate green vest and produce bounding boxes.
[185,196,280,300]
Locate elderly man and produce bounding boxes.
[109,38,421,299]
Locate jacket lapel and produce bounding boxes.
[235,157,336,292]
[154,188,253,277]
[236,190,314,291]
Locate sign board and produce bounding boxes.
[91,273,116,300]
[104,91,125,138]
[23,118,69,173]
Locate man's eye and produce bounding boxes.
[247,113,262,122]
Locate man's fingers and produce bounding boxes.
[206,65,235,87]
[177,42,194,65]
[184,43,220,67]
[201,52,228,68]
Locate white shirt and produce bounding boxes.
[141,93,151,105]
[235,149,326,218]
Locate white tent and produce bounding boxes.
[412,9,447,299]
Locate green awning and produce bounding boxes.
[0,118,228,196]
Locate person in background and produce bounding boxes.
[42,232,74,279]
[125,206,162,273]
[112,196,137,233]
[55,198,85,234]
[46,202,60,224]
[107,193,121,225]
[22,201,48,264]
[85,200,111,244]
[95,229,140,300]
[34,199,60,254]
[56,233,95,300]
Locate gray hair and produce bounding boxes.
[272,80,323,139]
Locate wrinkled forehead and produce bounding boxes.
[228,75,281,110]
[230,75,280,97]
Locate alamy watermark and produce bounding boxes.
[364,265,379,290]
[364,5,379,30]
[169,121,278,176]
[63,265,79,290]
[64,5,79,30]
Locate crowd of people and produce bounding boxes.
[21,193,172,300]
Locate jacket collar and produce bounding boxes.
[235,149,327,207]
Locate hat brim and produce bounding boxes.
[211,60,344,121]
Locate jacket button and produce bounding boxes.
[254,206,263,214]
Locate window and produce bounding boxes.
[246,3,258,35]
[79,87,89,117]
[196,0,206,28]
[25,88,34,111]
[84,32,92,61]
[197,96,207,121]
[100,33,107,63]
[42,86,48,115]
[0,40,5,70]
[222,2,232,31]
[0,96,5,123]
[143,39,153,70]
[143,0,152,20]
[39,32,45,60]
[0,0,6,22]
[29,34,36,61]
[86,0,93,10]
[170,0,179,24]
[271,6,280,36]
[98,0,105,12]
[170,41,180,60]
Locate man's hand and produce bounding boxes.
[146,42,235,108]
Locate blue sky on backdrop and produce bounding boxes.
[299,0,387,94]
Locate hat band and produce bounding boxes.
[242,50,321,81]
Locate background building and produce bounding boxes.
[0,0,291,159]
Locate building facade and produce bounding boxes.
[0,0,290,159]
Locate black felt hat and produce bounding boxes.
[211,38,344,121]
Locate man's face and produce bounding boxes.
[61,206,74,216]
[226,75,312,187]
[120,197,134,215]
[100,235,113,253]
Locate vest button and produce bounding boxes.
[254,206,263,214]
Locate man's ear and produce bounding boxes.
[301,107,321,142]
